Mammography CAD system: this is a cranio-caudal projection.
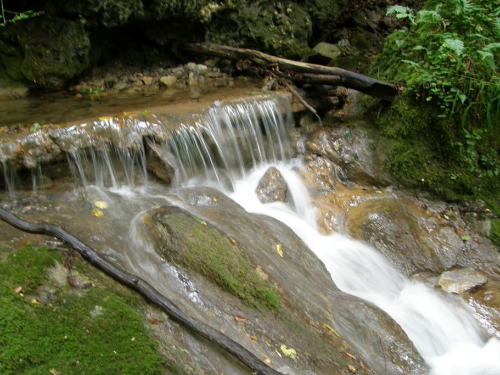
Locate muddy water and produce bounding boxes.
[0,78,264,127]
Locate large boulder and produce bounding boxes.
[136,186,428,375]
[0,18,90,90]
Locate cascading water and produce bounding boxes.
[227,165,500,375]
[2,94,500,374]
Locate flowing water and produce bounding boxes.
[2,93,500,374]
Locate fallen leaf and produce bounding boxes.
[234,315,246,323]
[324,324,340,337]
[228,237,237,246]
[92,208,104,217]
[148,318,160,325]
[200,221,207,226]
[13,286,23,293]
[98,116,113,121]
[359,360,366,370]
[348,364,356,372]
[131,337,135,342]
[276,244,284,258]
[345,352,357,360]
[213,197,218,202]
[49,369,59,375]
[93,201,109,209]
[250,335,258,342]
[31,299,42,306]
[280,344,297,359]
[264,358,271,364]
[461,235,470,242]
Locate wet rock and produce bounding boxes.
[255,167,287,203]
[145,141,175,185]
[436,267,488,294]
[140,186,428,375]
[301,155,345,195]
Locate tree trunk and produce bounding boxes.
[183,43,398,101]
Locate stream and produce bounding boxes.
[1,90,500,374]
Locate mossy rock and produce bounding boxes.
[0,18,90,90]
[207,1,313,58]
[491,219,500,250]
[152,207,279,311]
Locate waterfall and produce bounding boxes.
[2,93,499,374]
[228,164,500,375]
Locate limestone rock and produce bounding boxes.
[255,167,287,203]
[311,42,342,64]
[159,76,177,88]
[436,267,488,294]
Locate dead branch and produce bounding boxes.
[0,208,280,375]
[183,43,397,101]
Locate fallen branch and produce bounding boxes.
[0,208,280,375]
[183,43,398,101]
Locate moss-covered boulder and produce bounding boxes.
[0,18,90,90]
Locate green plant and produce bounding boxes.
[384,0,500,126]
[0,0,43,26]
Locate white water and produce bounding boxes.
[227,163,500,375]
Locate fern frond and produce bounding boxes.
[443,38,465,57]
[416,10,443,24]
[387,6,416,24]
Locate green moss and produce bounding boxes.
[155,210,280,311]
[208,2,312,58]
[491,219,500,250]
[0,246,163,375]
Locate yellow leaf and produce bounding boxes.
[346,352,357,360]
[93,201,109,209]
[213,197,218,202]
[228,237,237,246]
[13,286,23,293]
[92,208,104,217]
[31,299,42,306]
[324,324,340,337]
[200,221,207,225]
[280,344,297,359]
[348,364,356,372]
[264,358,271,364]
[98,116,113,121]
[276,244,284,258]
[234,315,246,323]
[250,335,258,342]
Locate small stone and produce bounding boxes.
[159,76,177,88]
[255,167,288,203]
[436,267,487,294]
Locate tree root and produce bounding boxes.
[0,208,281,375]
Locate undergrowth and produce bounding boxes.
[370,0,500,198]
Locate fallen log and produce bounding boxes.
[183,43,398,101]
[0,208,280,375]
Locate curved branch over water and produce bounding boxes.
[0,208,280,375]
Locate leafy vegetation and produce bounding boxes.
[370,0,500,197]
[0,0,43,26]
[0,245,164,374]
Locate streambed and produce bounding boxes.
[1,88,499,374]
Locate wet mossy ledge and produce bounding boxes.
[0,244,165,374]
[153,207,280,311]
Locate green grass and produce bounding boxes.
[0,245,163,375]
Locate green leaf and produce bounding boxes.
[443,38,464,57]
